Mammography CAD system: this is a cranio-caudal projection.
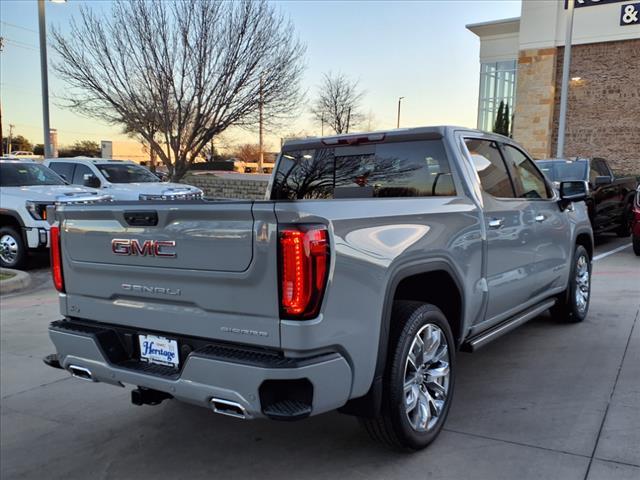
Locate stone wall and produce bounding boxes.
[550,40,640,175]
[181,172,269,200]
[512,47,558,159]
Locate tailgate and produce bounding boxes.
[55,201,281,347]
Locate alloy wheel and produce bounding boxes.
[575,254,590,313]
[0,234,19,265]
[403,323,450,432]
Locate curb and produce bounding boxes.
[0,268,32,295]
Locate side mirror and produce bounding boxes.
[83,173,101,188]
[560,180,588,202]
[594,175,612,186]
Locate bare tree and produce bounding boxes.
[51,0,305,180]
[311,73,364,135]
[231,143,261,163]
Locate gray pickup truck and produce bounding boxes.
[45,126,594,450]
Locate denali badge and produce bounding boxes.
[112,238,176,257]
[122,283,181,296]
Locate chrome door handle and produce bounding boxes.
[535,214,546,222]
[488,218,504,229]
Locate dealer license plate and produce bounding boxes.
[138,334,179,368]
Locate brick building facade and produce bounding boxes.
[468,0,640,175]
[550,40,640,174]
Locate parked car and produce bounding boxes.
[244,161,275,174]
[537,158,637,236]
[10,151,37,157]
[632,186,640,256]
[44,158,203,201]
[44,126,593,451]
[0,159,110,268]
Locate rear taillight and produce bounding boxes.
[50,225,65,293]
[279,225,329,319]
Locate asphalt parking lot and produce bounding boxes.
[1,236,638,480]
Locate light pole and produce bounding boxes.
[396,96,404,129]
[38,0,66,159]
[556,0,575,158]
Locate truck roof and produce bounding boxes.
[0,157,36,163]
[45,157,134,165]
[281,125,508,151]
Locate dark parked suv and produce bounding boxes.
[537,158,637,236]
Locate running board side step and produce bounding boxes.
[461,299,556,352]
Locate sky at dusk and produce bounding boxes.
[0,0,522,152]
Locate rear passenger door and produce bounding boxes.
[591,158,620,229]
[464,138,537,325]
[501,144,572,296]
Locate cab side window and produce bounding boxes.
[48,162,75,182]
[72,164,97,186]
[592,159,611,178]
[464,138,514,198]
[502,145,551,199]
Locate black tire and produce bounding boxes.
[633,235,640,256]
[360,301,455,451]
[0,226,27,269]
[615,202,633,237]
[551,245,591,323]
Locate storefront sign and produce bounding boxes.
[620,3,640,24]
[565,0,628,8]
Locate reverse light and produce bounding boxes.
[50,225,65,292]
[279,225,329,319]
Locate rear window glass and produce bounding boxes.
[537,161,587,182]
[271,140,455,200]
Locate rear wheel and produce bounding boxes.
[616,203,633,237]
[0,226,27,269]
[360,302,455,451]
[633,235,640,256]
[551,245,591,323]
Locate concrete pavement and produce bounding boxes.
[1,236,638,479]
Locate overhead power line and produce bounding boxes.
[1,21,38,34]
[3,37,39,51]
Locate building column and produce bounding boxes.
[512,48,558,159]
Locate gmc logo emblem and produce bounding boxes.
[111,239,176,258]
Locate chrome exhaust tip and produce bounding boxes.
[68,365,96,382]
[210,398,248,419]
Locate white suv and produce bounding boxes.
[0,159,110,268]
[44,158,202,201]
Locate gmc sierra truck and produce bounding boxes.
[45,127,594,450]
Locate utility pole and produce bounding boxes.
[8,124,14,155]
[397,96,405,129]
[321,113,325,136]
[557,0,575,158]
[258,75,264,173]
[38,0,53,158]
[346,107,351,134]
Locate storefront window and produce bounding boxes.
[477,60,517,134]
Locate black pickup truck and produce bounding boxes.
[537,158,637,236]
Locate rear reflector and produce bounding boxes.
[50,225,65,293]
[279,225,329,319]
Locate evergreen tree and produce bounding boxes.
[493,101,512,137]
[493,101,505,135]
[504,103,511,137]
